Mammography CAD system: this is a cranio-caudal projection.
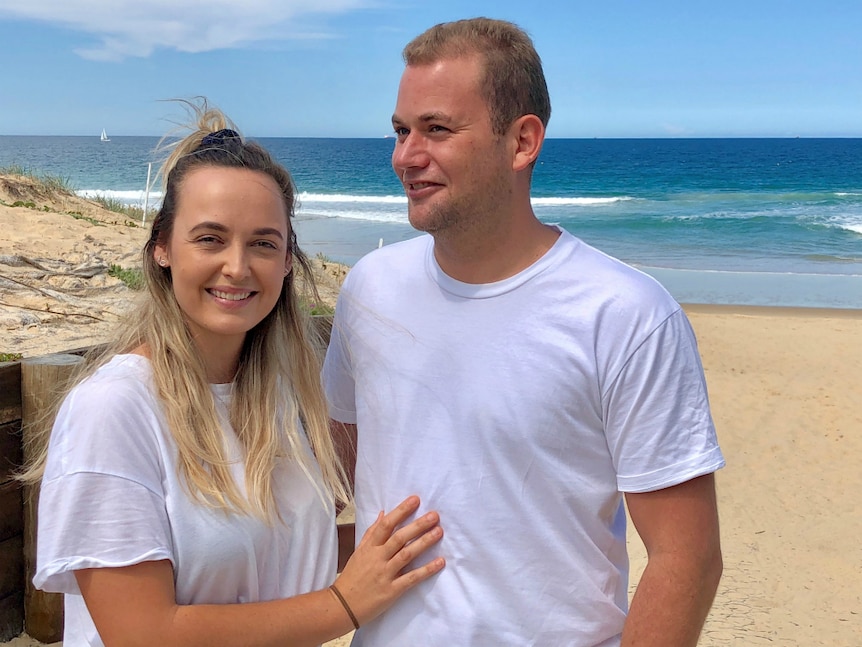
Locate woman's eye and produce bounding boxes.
[254,240,279,250]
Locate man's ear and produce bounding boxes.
[510,114,545,172]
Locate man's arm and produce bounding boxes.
[622,473,722,647]
[330,419,357,493]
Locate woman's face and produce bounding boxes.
[154,166,292,362]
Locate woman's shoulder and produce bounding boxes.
[71,353,154,401]
[45,354,169,483]
[59,354,163,444]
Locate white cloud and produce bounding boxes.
[0,0,371,61]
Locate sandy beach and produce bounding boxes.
[2,176,860,646]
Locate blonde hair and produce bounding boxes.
[21,99,349,520]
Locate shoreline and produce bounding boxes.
[681,302,862,317]
[292,215,862,310]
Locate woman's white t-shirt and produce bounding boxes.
[35,354,337,647]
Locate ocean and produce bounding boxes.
[2,136,861,308]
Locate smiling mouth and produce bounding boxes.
[209,289,254,301]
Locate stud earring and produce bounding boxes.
[158,256,168,267]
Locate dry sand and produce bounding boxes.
[2,175,860,646]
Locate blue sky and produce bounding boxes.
[0,0,859,138]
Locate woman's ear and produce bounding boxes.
[154,244,170,268]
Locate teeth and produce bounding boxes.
[211,290,251,301]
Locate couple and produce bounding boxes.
[26,17,724,647]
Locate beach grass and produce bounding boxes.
[90,195,149,224]
[108,264,145,290]
[0,165,147,225]
[305,301,335,316]
[0,164,76,194]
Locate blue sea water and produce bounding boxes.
[2,136,861,308]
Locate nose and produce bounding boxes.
[392,132,429,180]
[222,243,251,279]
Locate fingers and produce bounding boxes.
[362,495,420,545]
[336,497,445,625]
[385,510,441,558]
[389,520,444,570]
[396,554,446,589]
[357,495,444,568]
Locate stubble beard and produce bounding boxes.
[407,173,511,241]
[407,199,468,236]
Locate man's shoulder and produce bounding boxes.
[555,232,677,311]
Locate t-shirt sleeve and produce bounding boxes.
[34,370,175,595]
[322,290,358,425]
[602,308,725,492]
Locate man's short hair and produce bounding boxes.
[402,17,551,136]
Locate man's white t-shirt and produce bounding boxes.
[324,229,724,647]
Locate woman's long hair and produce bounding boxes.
[20,99,349,520]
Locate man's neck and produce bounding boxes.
[432,215,560,284]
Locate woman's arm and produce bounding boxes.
[76,495,444,647]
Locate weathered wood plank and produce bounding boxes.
[0,420,22,485]
[0,362,22,426]
[0,486,23,542]
[0,535,23,601]
[21,356,81,644]
[0,590,24,643]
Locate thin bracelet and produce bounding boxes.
[329,584,360,630]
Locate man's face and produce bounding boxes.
[391,54,513,237]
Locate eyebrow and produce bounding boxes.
[391,111,454,126]
[189,221,285,240]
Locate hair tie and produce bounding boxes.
[329,584,360,629]
[201,128,240,146]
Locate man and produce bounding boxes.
[324,17,724,647]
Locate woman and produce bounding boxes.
[22,102,444,647]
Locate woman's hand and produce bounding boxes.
[331,495,445,626]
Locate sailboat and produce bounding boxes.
[100,128,110,142]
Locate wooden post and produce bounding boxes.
[21,353,84,644]
[0,360,24,641]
